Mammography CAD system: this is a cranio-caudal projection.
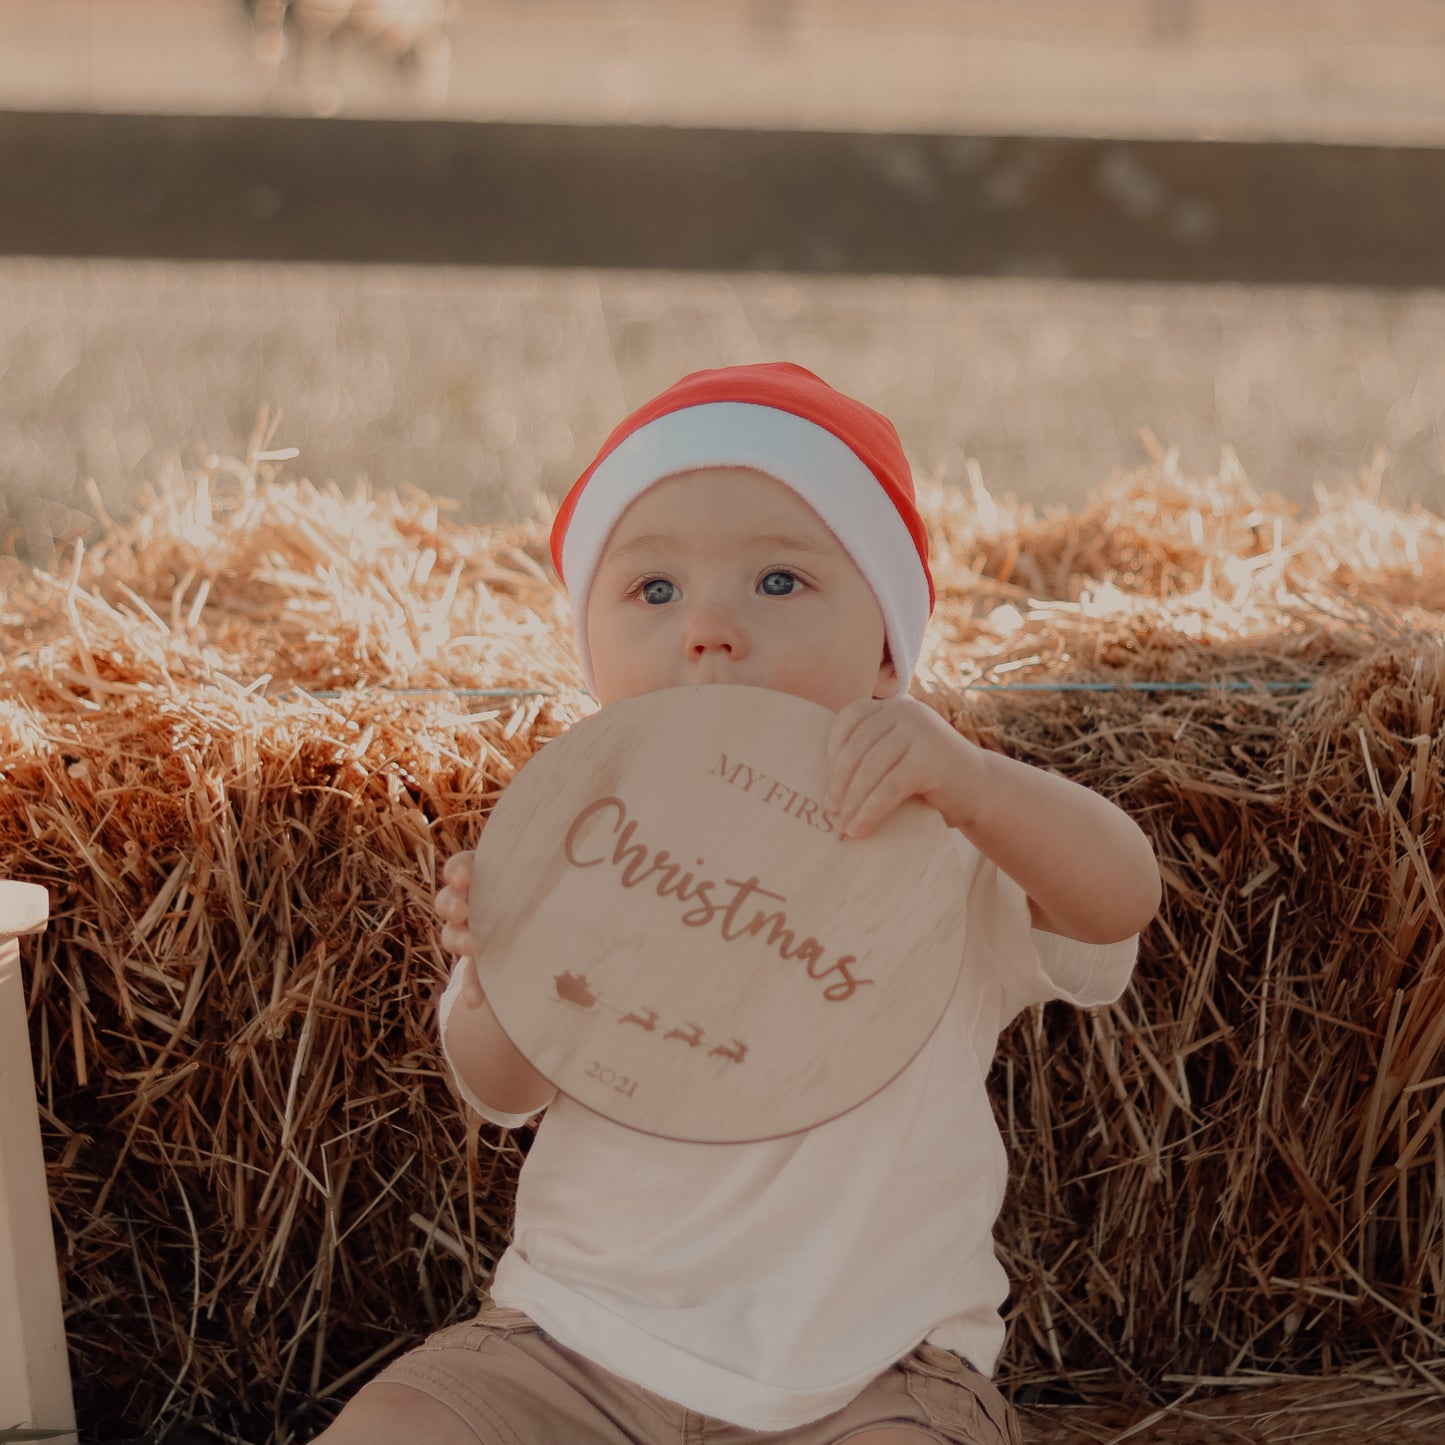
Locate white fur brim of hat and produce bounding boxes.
[559,401,929,697]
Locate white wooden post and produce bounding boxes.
[0,881,77,1438]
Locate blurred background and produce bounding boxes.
[3,0,1445,565]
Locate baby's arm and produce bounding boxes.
[827,697,1160,944]
[435,852,555,1117]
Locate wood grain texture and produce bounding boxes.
[468,685,968,1141]
[0,880,50,936]
[0,882,75,1435]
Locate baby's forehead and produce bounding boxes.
[600,466,835,556]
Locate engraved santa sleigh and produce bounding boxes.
[466,685,968,1143]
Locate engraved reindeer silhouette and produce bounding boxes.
[619,1006,661,1031]
[663,1021,705,1048]
[708,1038,748,1064]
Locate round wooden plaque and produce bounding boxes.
[467,684,968,1142]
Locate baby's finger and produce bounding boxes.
[442,850,475,889]
[441,918,473,958]
[826,698,876,767]
[437,851,478,957]
[825,704,896,812]
[839,756,918,839]
[833,732,909,837]
[436,885,468,924]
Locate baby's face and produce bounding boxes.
[584,467,896,711]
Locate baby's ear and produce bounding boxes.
[872,647,899,699]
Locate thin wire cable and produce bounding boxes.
[288,680,1316,700]
[960,680,1314,693]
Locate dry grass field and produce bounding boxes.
[3,258,1444,571]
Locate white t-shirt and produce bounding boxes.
[437,836,1137,1431]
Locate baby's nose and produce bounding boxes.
[686,604,748,659]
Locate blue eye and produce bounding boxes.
[640,578,677,605]
[759,571,800,596]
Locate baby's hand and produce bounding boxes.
[825,696,981,840]
[436,850,485,1007]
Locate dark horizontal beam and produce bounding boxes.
[3,109,1442,286]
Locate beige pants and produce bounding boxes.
[371,1299,1021,1445]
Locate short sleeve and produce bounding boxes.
[956,836,1139,1025]
[436,963,552,1130]
[1029,927,1138,1009]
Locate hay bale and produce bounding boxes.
[2,446,1442,1439]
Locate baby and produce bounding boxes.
[316,362,1160,1445]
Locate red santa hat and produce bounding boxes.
[550,362,934,696]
